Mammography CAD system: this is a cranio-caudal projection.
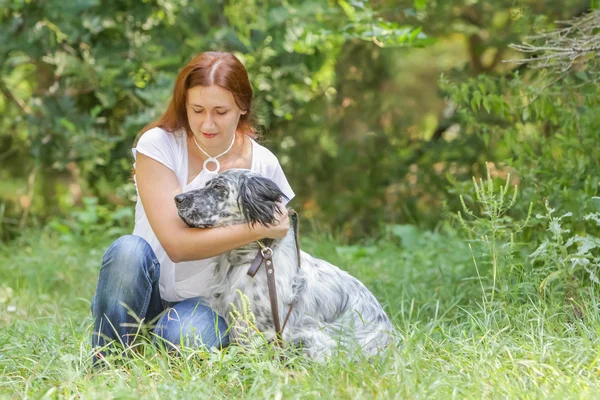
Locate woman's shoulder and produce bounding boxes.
[250,137,280,166]
[132,127,187,167]
[137,127,186,147]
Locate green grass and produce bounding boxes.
[2,225,600,399]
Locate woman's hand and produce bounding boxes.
[259,203,290,239]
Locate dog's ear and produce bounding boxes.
[238,174,288,227]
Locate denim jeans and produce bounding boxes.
[91,235,229,358]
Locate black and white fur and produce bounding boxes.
[174,169,396,360]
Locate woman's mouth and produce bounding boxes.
[202,132,218,139]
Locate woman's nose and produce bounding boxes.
[202,114,216,130]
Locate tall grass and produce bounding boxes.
[2,198,600,398]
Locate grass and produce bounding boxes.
[2,223,600,399]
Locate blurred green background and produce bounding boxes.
[1,0,598,241]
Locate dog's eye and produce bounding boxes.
[213,183,227,190]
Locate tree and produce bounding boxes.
[0,0,426,239]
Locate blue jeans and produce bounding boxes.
[91,235,229,358]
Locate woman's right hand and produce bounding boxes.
[259,203,290,239]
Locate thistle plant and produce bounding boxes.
[457,163,533,302]
[531,200,600,296]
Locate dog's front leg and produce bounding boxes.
[287,327,338,362]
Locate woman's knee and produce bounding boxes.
[103,235,152,264]
[154,298,230,351]
[100,235,157,281]
[92,235,159,315]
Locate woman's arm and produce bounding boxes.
[135,153,289,263]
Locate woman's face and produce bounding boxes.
[186,85,246,152]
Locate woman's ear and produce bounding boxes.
[238,175,287,227]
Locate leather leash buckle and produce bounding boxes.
[261,247,273,258]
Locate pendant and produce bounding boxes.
[203,157,220,174]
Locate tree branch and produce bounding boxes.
[507,10,600,74]
[0,79,32,116]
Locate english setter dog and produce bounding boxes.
[174,169,396,360]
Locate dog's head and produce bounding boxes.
[174,169,287,228]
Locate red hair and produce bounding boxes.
[137,52,256,141]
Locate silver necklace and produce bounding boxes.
[192,134,236,174]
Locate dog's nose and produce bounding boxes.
[174,194,186,204]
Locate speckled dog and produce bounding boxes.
[174,169,396,360]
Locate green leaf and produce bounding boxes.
[575,71,589,82]
[482,97,491,113]
[539,270,563,295]
[471,91,482,111]
[59,118,77,133]
[414,0,428,10]
[338,0,357,21]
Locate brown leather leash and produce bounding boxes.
[247,209,301,345]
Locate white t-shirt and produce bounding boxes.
[131,127,295,302]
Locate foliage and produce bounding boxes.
[0,0,429,240]
[509,10,600,79]
[281,0,592,238]
[47,197,133,243]
[2,0,600,298]
[2,0,593,240]
[531,199,600,295]
[440,55,600,235]
[457,163,532,302]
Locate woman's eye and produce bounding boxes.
[217,111,228,116]
[193,109,203,114]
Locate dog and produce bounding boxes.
[174,169,396,360]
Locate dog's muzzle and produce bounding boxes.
[174,193,215,228]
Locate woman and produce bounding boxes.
[91,52,294,361]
